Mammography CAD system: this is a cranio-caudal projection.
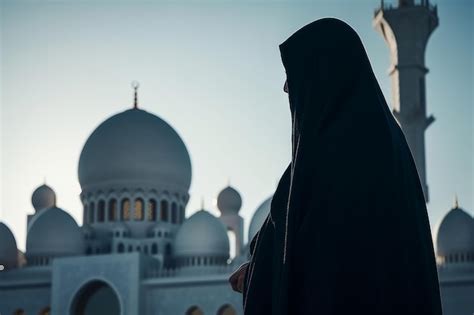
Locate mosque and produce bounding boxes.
[0,1,473,314]
[0,95,265,315]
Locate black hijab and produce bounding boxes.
[243,18,442,315]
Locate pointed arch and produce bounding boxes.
[134,198,144,221]
[148,199,157,221]
[39,306,51,315]
[151,243,158,254]
[108,199,117,221]
[161,200,169,222]
[89,202,95,223]
[171,202,178,223]
[186,306,204,315]
[97,200,106,222]
[121,199,130,220]
[217,304,236,315]
[179,204,185,223]
[70,280,121,315]
[83,204,88,224]
[165,243,172,255]
[117,243,124,253]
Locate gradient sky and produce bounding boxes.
[1,0,472,251]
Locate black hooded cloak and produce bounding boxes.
[242,18,442,315]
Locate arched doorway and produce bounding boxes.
[38,307,51,315]
[13,309,25,315]
[71,280,121,315]
[217,304,236,315]
[186,305,204,315]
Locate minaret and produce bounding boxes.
[373,0,438,202]
[216,185,244,257]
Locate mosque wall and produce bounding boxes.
[0,282,51,315]
[439,280,474,315]
[50,252,156,315]
[143,277,243,315]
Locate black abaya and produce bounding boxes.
[242,18,442,315]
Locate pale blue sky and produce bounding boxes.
[1,0,472,251]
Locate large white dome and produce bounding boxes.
[26,207,84,259]
[0,222,18,269]
[175,210,229,258]
[436,205,474,257]
[78,108,192,191]
[248,196,272,242]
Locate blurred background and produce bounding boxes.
[0,0,472,314]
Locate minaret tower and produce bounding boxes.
[373,0,439,202]
[216,185,244,257]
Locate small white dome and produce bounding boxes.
[217,186,242,214]
[175,210,229,258]
[26,207,84,259]
[31,184,56,212]
[0,222,18,269]
[436,205,474,257]
[248,196,272,242]
[78,108,192,191]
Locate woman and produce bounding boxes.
[229,18,442,315]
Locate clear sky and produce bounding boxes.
[1,0,472,251]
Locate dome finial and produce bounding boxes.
[227,177,231,186]
[454,194,459,209]
[131,81,140,109]
[201,196,205,210]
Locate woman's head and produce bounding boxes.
[279,18,374,137]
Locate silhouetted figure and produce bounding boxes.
[231,18,442,315]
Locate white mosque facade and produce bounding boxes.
[0,105,263,315]
[1,1,473,314]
